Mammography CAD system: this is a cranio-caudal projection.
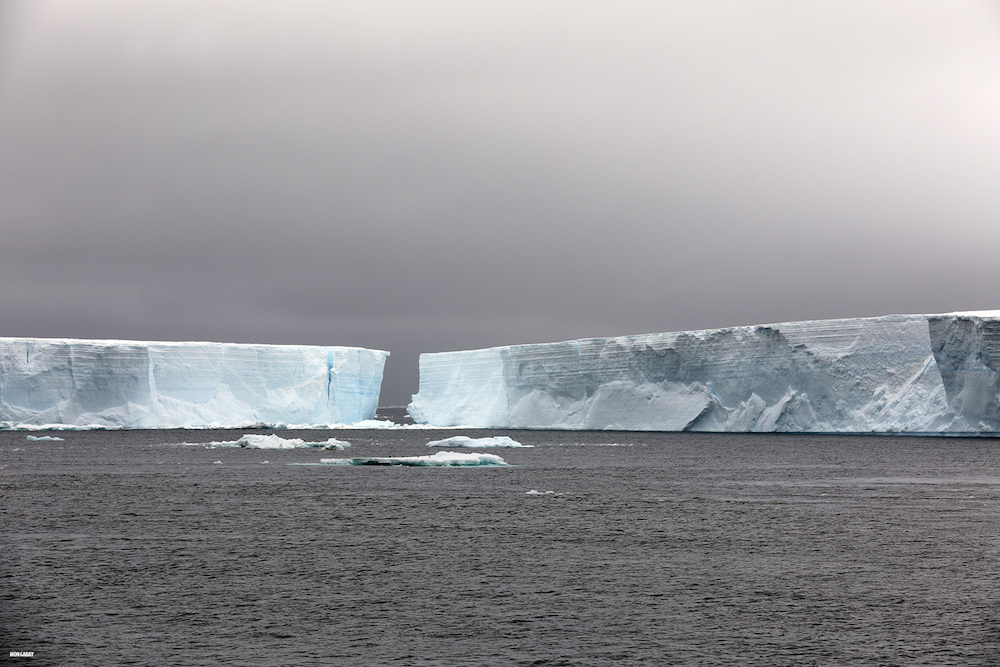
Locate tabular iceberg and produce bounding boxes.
[407,312,1000,434]
[0,338,388,428]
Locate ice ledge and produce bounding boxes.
[408,311,1000,433]
[0,338,388,428]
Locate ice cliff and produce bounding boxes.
[407,312,1000,433]
[0,338,388,428]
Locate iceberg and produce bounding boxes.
[407,311,1000,434]
[0,338,388,428]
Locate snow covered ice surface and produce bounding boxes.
[408,311,1000,434]
[191,434,352,450]
[319,451,509,466]
[0,338,388,429]
[425,435,531,448]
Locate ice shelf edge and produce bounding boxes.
[407,311,1000,433]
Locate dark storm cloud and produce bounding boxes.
[2,1,1000,404]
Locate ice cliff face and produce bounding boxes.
[0,338,388,428]
[408,312,1000,433]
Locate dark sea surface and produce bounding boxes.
[3,429,1000,666]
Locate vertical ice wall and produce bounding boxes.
[928,314,1000,429]
[0,338,388,428]
[408,312,1000,433]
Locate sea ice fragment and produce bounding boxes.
[425,435,530,448]
[319,451,508,466]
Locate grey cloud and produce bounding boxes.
[2,1,1000,404]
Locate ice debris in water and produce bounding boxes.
[407,311,1000,433]
[191,434,351,449]
[235,434,351,450]
[319,451,508,466]
[0,337,388,428]
[525,489,560,495]
[325,418,433,429]
[425,435,531,448]
[26,435,63,441]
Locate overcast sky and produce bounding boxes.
[2,1,999,405]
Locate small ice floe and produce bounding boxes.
[319,451,508,467]
[212,460,223,464]
[329,419,402,429]
[320,438,352,450]
[525,489,562,496]
[191,434,351,450]
[26,435,64,442]
[425,435,531,448]
[325,418,440,429]
[233,434,351,450]
[261,461,270,464]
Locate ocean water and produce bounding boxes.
[2,429,1000,666]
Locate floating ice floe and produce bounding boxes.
[325,418,440,429]
[190,434,351,450]
[26,435,63,441]
[319,451,508,467]
[425,435,530,448]
[525,489,561,495]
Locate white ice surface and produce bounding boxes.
[25,435,63,441]
[408,311,1000,433]
[319,451,509,466]
[425,435,531,448]
[192,434,351,449]
[0,338,388,428]
[324,419,441,430]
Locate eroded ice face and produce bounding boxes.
[408,311,1000,434]
[0,338,388,429]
